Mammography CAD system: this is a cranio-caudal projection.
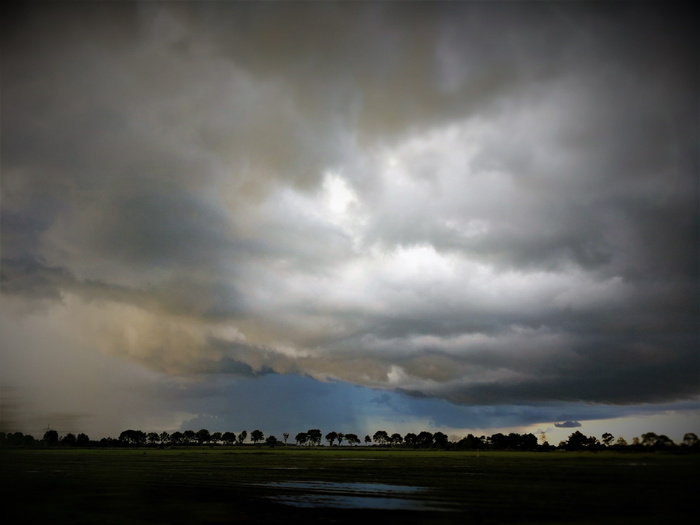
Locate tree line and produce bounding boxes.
[1,428,699,452]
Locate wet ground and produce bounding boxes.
[2,448,697,524]
[260,480,450,511]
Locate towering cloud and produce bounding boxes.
[1,1,697,437]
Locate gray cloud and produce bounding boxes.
[555,421,582,429]
[1,2,697,437]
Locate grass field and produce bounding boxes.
[1,447,696,524]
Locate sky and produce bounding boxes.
[1,1,698,446]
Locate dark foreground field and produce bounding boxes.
[1,447,696,524]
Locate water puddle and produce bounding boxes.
[262,481,451,511]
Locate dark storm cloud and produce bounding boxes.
[555,421,581,429]
[1,1,698,437]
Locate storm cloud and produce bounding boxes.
[1,1,698,439]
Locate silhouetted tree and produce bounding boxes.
[183,430,196,444]
[170,431,184,445]
[43,429,59,446]
[404,433,417,447]
[251,429,264,444]
[586,435,601,449]
[391,433,403,446]
[490,433,507,450]
[196,429,211,445]
[653,434,674,448]
[457,434,484,450]
[283,433,290,444]
[364,435,372,445]
[160,431,170,445]
[564,431,588,451]
[76,433,90,447]
[683,433,699,448]
[211,432,222,445]
[295,432,308,446]
[326,431,338,446]
[222,432,236,445]
[61,433,77,446]
[337,432,345,445]
[266,435,278,447]
[640,432,674,448]
[522,433,539,451]
[119,430,147,446]
[147,432,160,445]
[345,433,360,446]
[2,432,37,448]
[433,432,448,448]
[602,433,614,447]
[306,429,322,446]
[373,430,389,446]
[417,431,434,448]
[239,430,247,444]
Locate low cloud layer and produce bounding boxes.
[2,2,698,437]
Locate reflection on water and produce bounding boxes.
[262,481,451,511]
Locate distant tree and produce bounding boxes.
[183,430,196,444]
[519,433,539,451]
[683,433,699,448]
[564,431,589,451]
[490,433,507,450]
[653,434,674,448]
[222,432,237,445]
[283,433,290,444]
[147,432,160,445]
[631,437,640,446]
[211,432,222,445]
[170,431,184,445]
[586,436,600,450]
[373,430,389,446]
[76,433,90,447]
[196,429,211,445]
[337,432,345,446]
[456,434,484,450]
[345,433,360,446]
[326,431,339,446]
[364,435,372,445]
[641,432,659,447]
[251,429,264,444]
[43,429,59,446]
[266,435,278,447]
[615,436,628,447]
[3,432,37,448]
[160,431,171,445]
[602,433,614,447]
[62,433,77,446]
[295,432,308,446]
[119,430,147,446]
[433,432,448,448]
[417,431,434,448]
[404,433,417,447]
[494,433,537,451]
[100,437,119,447]
[391,433,403,446]
[239,430,247,444]
[306,429,322,446]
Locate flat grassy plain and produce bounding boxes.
[1,447,696,524]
